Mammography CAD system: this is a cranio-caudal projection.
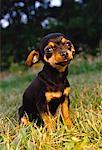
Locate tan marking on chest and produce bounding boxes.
[64,87,71,96]
[45,91,62,102]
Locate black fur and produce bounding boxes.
[19,33,74,126]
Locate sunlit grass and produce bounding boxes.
[0,59,102,149]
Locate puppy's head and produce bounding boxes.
[26,33,76,72]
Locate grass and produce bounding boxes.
[0,58,102,150]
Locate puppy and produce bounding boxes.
[19,33,76,129]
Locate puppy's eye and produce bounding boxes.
[66,42,71,46]
[46,48,53,53]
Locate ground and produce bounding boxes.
[0,56,102,150]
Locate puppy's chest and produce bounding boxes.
[45,85,70,102]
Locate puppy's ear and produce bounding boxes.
[76,47,83,54]
[74,45,83,54]
[25,50,40,66]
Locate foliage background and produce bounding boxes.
[0,0,102,70]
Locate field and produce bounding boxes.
[0,56,102,150]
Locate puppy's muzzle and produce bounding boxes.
[60,50,73,61]
[60,51,68,60]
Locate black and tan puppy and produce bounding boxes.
[19,33,76,129]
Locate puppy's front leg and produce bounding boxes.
[37,102,54,130]
[41,111,54,130]
[61,97,72,128]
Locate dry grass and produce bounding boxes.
[0,59,102,150]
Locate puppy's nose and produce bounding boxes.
[60,51,68,59]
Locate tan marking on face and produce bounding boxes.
[62,38,76,55]
[21,116,30,125]
[64,87,71,96]
[48,42,55,47]
[44,37,76,72]
[67,50,73,60]
[55,53,63,62]
[61,38,68,43]
[45,91,62,102]
[44,53,68,72]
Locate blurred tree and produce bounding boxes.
[0,0,102,70]
[83,0,102,49]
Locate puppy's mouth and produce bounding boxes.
[55,60,70,66]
